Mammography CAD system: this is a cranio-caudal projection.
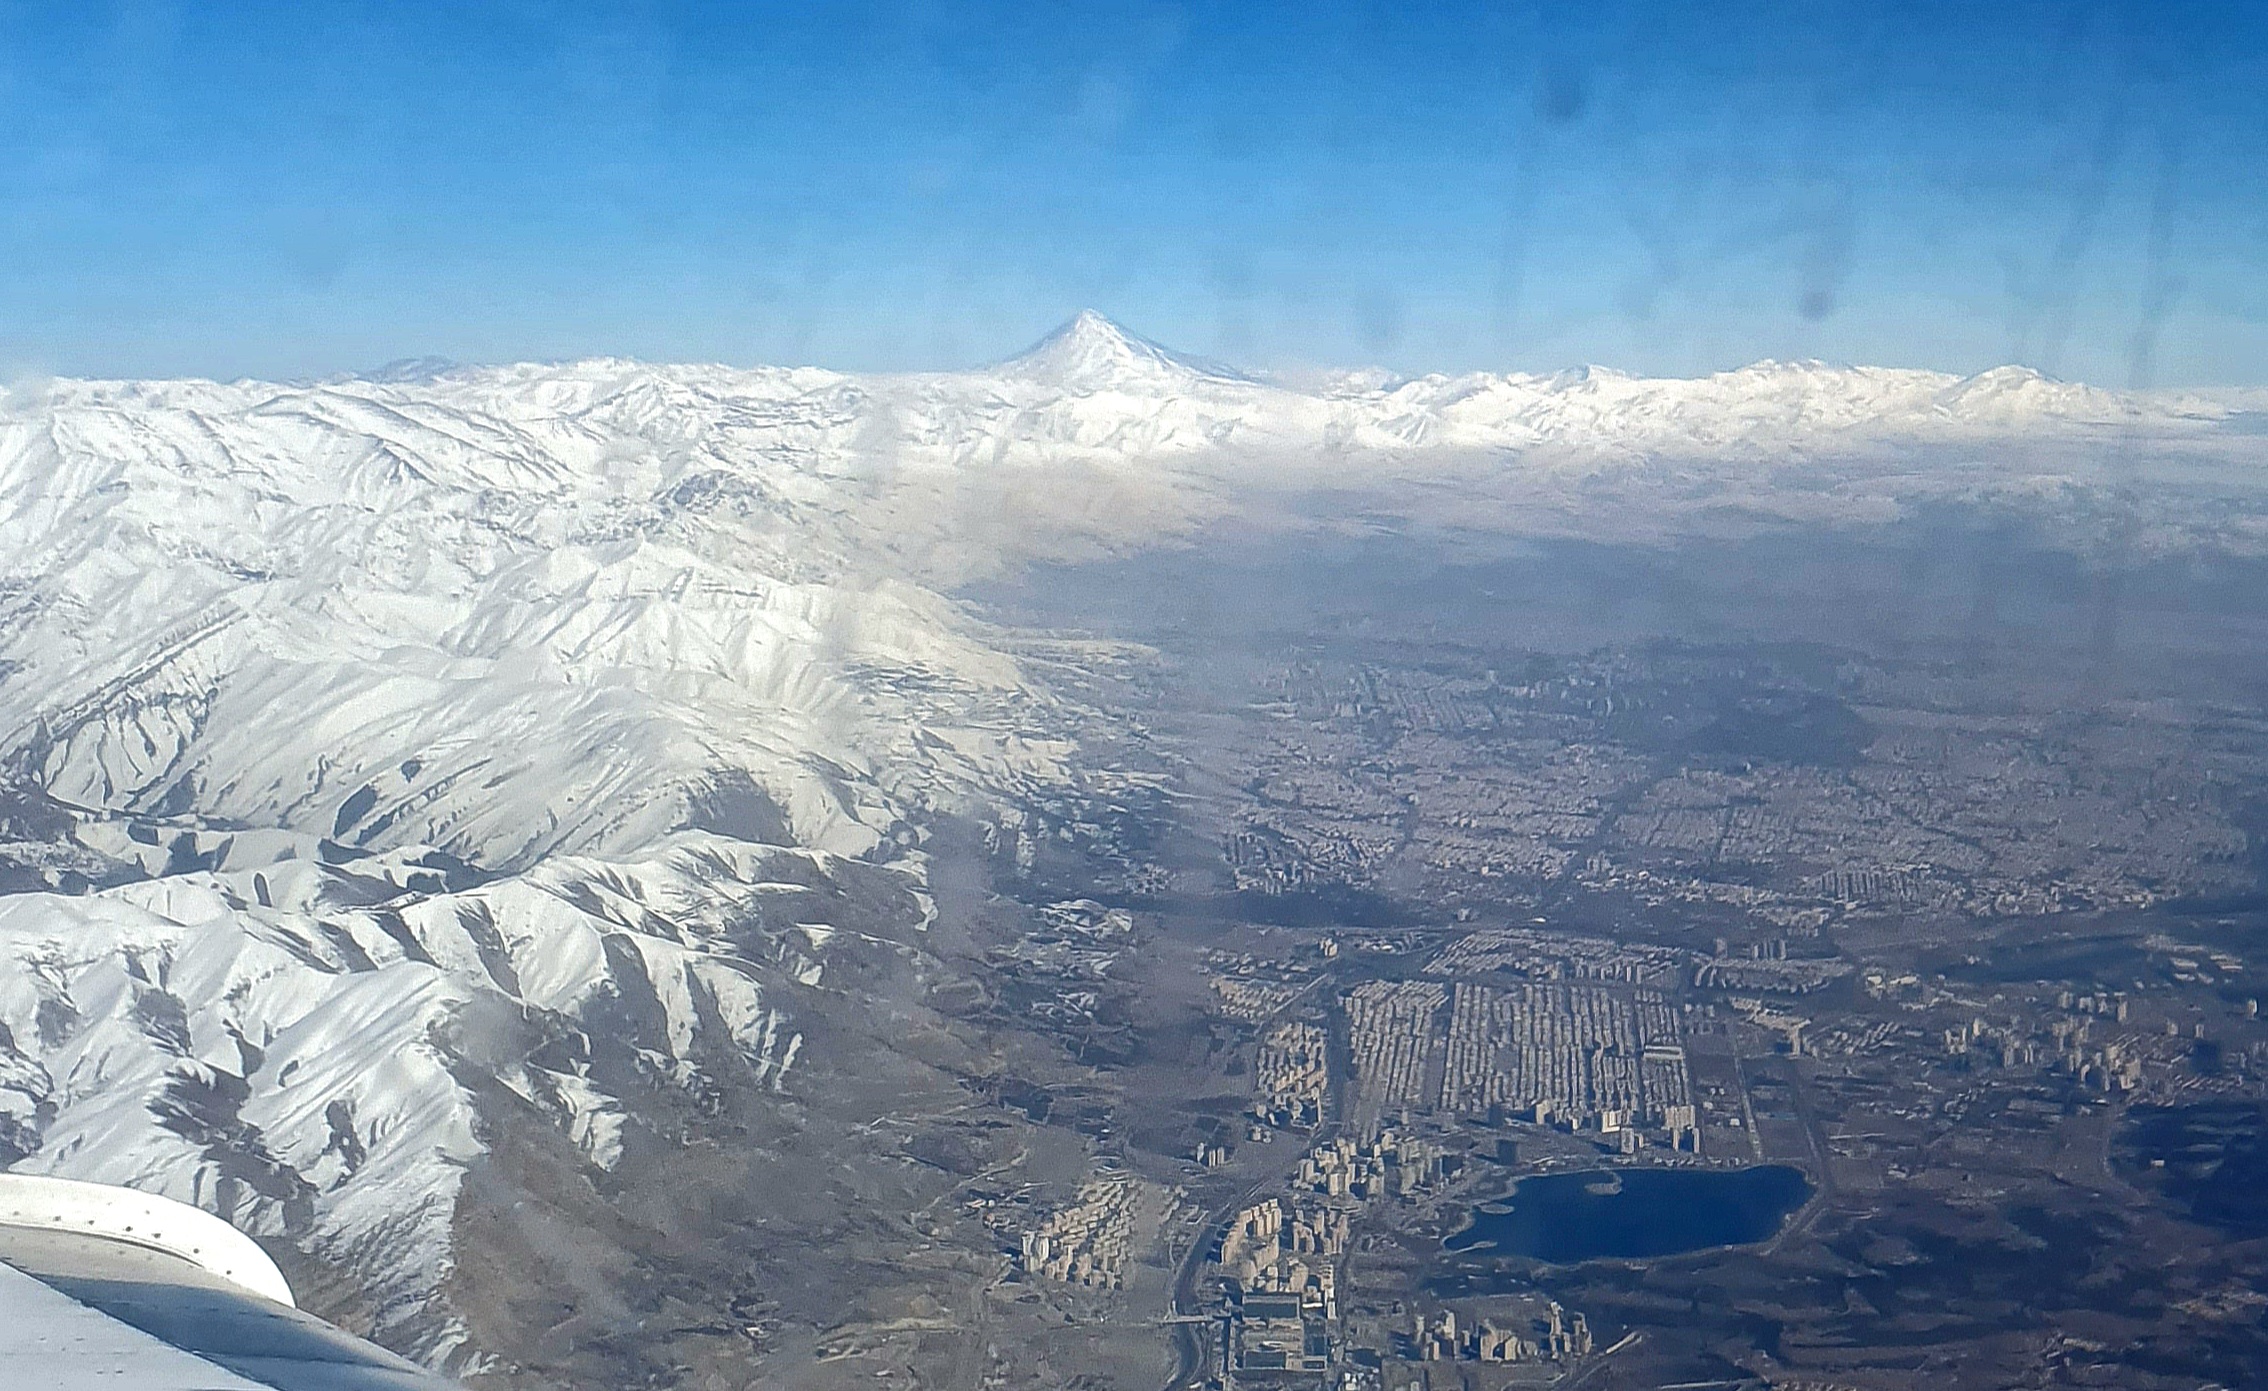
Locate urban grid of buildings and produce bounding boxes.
[1349,976,1699,1145]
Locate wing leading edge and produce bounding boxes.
[0,1174,461,1391]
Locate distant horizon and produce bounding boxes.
[1,3,2264,388]
[16,309,2259,399]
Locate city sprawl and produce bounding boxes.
[928,601,2268,1391]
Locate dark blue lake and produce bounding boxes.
[1444,1165,1811,1263]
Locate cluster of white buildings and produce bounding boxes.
[1409,1301,1592,1364]
[1693,953,1852,994]
[1018,1174,1136,1290]
[1218,1197,1348,1320]
[1254,1020,1329,1128]
[1426,927,1689,985]
[1729,995,1812,1057]
[1293,1128,1437,1203]
[1205,954,1311,1021]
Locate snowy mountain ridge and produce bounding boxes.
[995,308,1254,391]
[0,313,2260,1370]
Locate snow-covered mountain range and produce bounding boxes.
[0,312,2260,1371]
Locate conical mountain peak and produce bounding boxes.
[1061,308,1131,343]
[1002,311,1247,390]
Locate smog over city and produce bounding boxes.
[0,6,2266,1391]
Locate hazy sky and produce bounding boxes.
[2,0,2265,384]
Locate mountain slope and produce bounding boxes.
[0,315,2259,1376]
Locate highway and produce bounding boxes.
[1162,965,1357,1391]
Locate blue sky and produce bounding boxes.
[2,0,2265,384]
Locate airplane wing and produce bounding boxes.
[0,1174,462,1390]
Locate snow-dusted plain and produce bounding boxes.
[0,313,2261,1365]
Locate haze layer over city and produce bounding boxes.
[1,5,2266,1391]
